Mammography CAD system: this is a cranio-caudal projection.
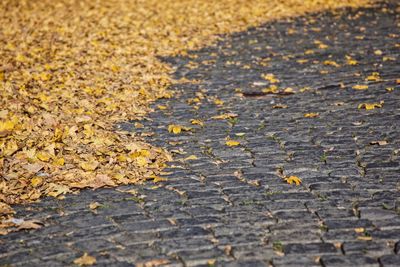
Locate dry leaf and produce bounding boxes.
[352,84,368,90]
[73,253,96,266]
[304,113,319,118]
[357,236,372,241]
[89,202,101,210]
[212,113,238,120]
[284,176,302,185]
[184,155,198,161]
[136,259,170,267]
[370,140,388,146]
[358,101,384,110]
[226,140,240,147]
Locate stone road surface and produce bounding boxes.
[1,1,400,266]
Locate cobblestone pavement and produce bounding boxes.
[1,1,400,266]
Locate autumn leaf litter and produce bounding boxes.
[0,0,372,233]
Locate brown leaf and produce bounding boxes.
[73,253,96,266]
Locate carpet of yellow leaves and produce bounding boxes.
[0,0,370,228]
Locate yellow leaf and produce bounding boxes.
[214,99,224,105]
[47,184,70,197]
[73,253,96,266]
[358,102,383,110]
[262,85,278,94]
[89,202,101,210]
[3,140,18,157]
[262,73,280,83]
[212,113,238,120]
[184,155,198,161]
[80,160,99,171]
[283,87,295,94]
[386,87,394,92]
[31,177,43,187]
[157,105,167,110]
[53,157,65,166]
[357,236,372,241]
[284,176,302,185]
[365,72,380,82]
[168,124,188,134]
[190,119,204,126]
[304,113,319,118]
[0,120,15,137]
[323,60,340,67]
[354,227,365,233]
[226,140,240,147]
[136,156,148,166]
[152,176,167,183]
[36,151,52,162]
[352,85,368,90]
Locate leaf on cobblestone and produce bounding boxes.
[136,259,170,267]
[354,227,365,233]
[212,113,238,120]
[214,99,224,105]
[366,72,381,81]
[89,202,101,210]
[357,236,372,241]
[190,119,204,126]
[168,124,190,134]
[226,140,240,147]
[358,101,384,110]
[0,0,373,232]
[184,155,198,161]
[352,84,369,90]
[262,73,280,83]
[370,140,388,146]
[304,113,319,118]
[284,176,302,185]
[15,219,43,230]
[273,104,288,109]
[73,253,96,266]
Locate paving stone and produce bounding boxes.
[1,1,400,266]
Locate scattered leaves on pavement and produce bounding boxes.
[0,0,372,231]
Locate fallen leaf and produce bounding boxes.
[226,140,240,147]
[214,99,224,105]
[357,236,372,241]
[354,227,365,233]
[73,253,96,266]
[304,113,319,118]
[89,202,101,210]
[167,124,190,134]
[352,84,368,90]
[358,101,384,110]
[370,140,388,146]
[273,104,288,109]
[190,119,204,126]
[80,160,99,171]
[211,113,238,120]
[136,259,170,267]
[31,177,43,187]
[284,176,302,185]
[184,155,198,161]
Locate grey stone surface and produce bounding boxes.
[1,1,399,266]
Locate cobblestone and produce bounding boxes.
[1,1,399,266]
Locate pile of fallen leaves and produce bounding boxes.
[0,0,370,231]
